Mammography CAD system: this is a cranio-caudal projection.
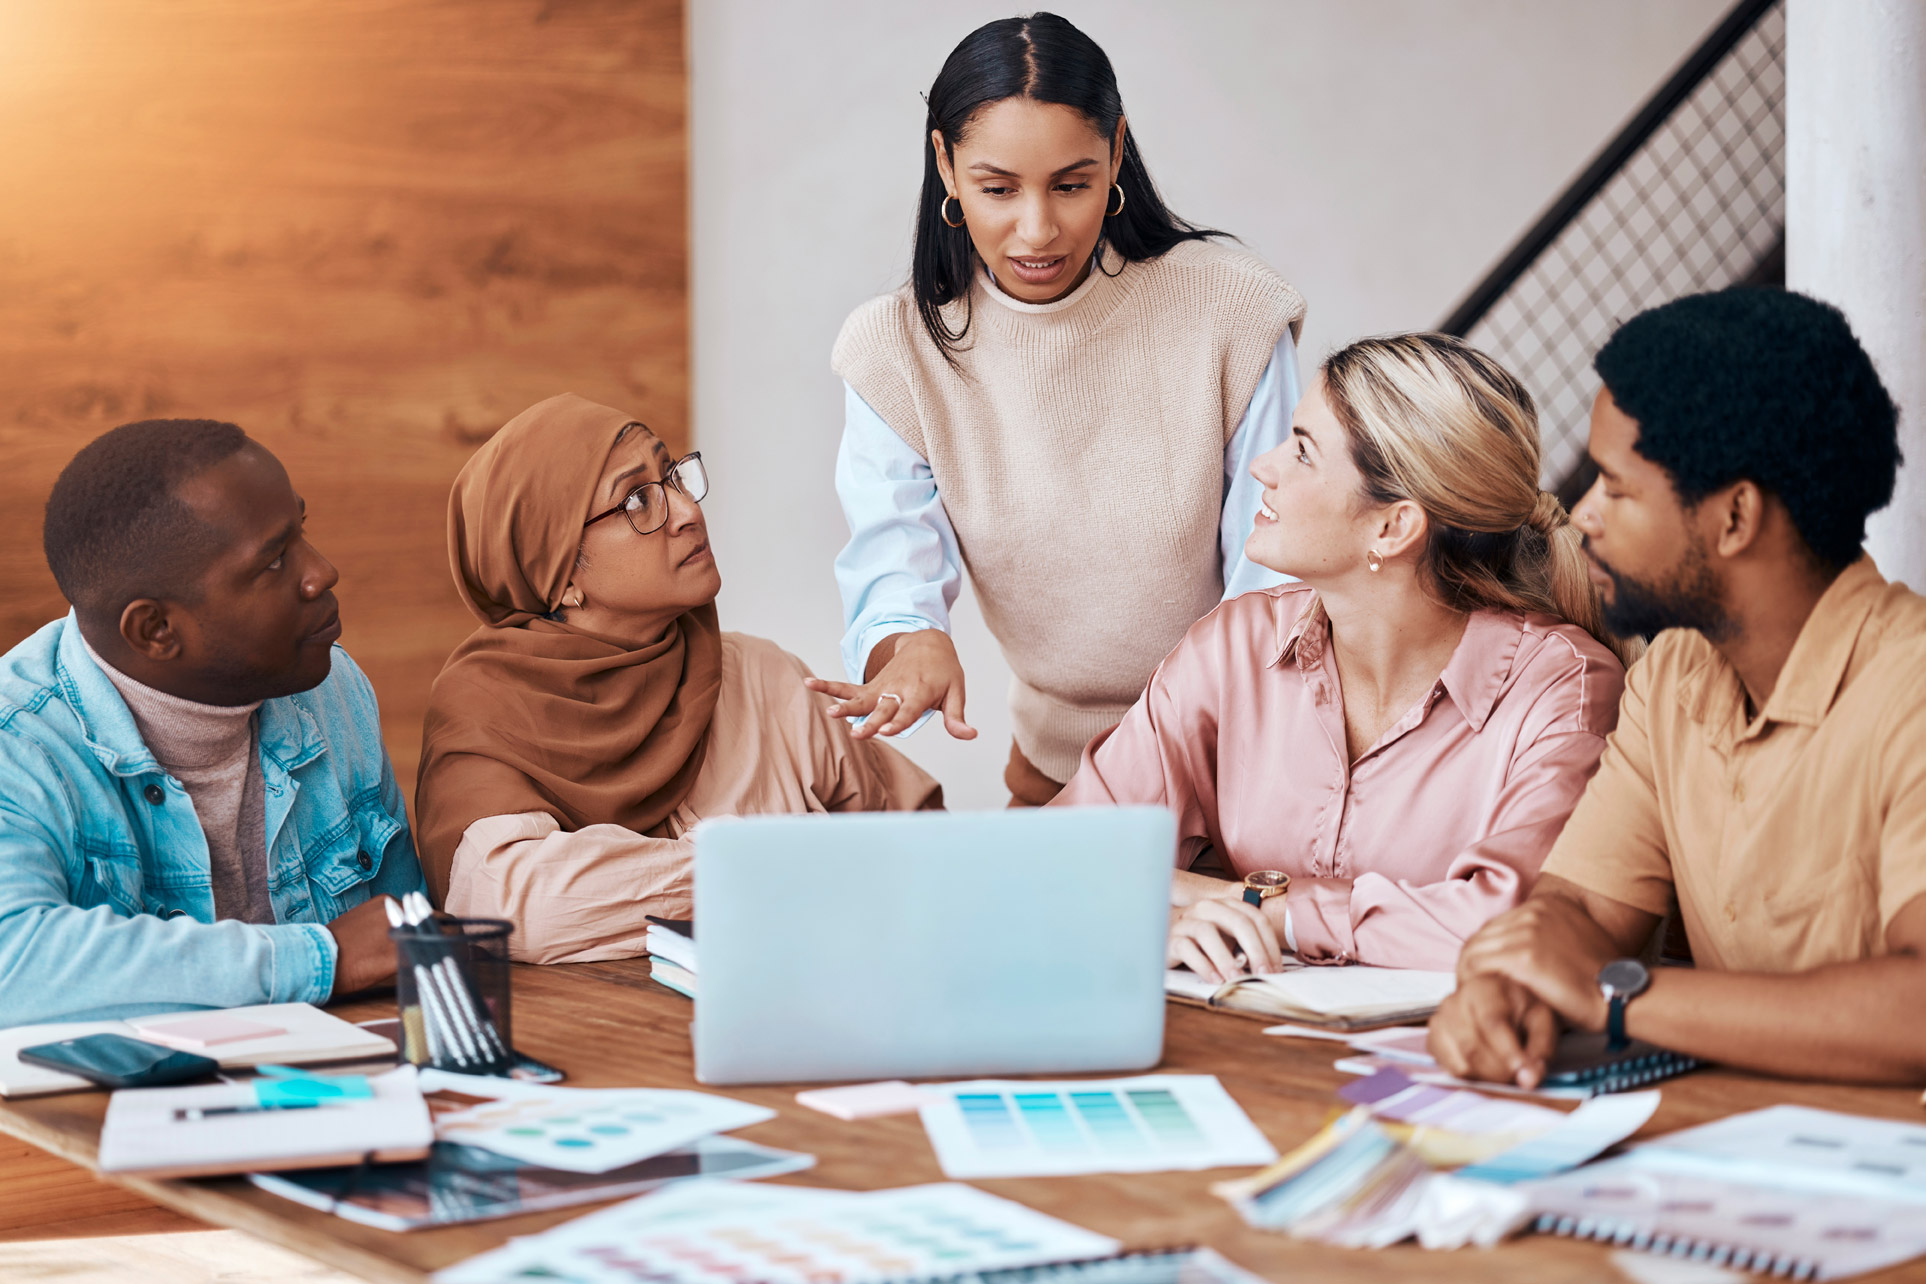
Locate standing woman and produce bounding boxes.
[806,12,1306,804]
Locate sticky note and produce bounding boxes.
[795,1080,939,1120]
[253,1074,373,1109]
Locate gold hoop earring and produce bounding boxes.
[1366,550,1384,573]
[1106,184,1126,217]
[560,585,585,608]
[941,195,966,228]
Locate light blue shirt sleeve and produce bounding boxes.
[1221,328,1302,599]
[0,762,338,1026]
[833,384,963,684]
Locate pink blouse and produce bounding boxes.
[1055,585,1624,969]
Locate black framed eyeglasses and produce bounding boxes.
[583,452,710,537]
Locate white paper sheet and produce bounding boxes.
[434,1180,1120,1284]
[917,1074,1277,1179]
[1633,1105,1926,1203]
[427,1078,773,1175]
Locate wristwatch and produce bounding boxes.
[1597,958,1652,1051]
[1241,870,1290,908]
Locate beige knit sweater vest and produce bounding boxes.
[833,240,1306,782]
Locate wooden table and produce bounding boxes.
[3,960,1924,1283]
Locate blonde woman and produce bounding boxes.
[1056,333,1630,975]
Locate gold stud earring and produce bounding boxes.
[1366,550,1384,573]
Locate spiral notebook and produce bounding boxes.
[1524,1105,1926,1279]
[1527,1154,1926,1279]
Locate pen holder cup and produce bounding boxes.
[390,917,514,1075]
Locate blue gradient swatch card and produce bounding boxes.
[918,1074,1276,1178]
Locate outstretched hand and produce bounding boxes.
[805,628,976,741]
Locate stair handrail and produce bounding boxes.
[1438,0,1780,338]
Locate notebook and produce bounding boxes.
[1523,1105,1926,1279]
[1527,1154,1926,1279]
[0,1003,396,1097]
[98,1066,432,1178]
[646,918,698,997]
[1166,964,1455,1029]
[644,917,696,971]
[251,1135,814,1231]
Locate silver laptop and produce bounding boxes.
[691,807,1174,1085]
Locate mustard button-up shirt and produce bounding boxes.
[1542,556,1926,971]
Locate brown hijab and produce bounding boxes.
[415,393,723,899]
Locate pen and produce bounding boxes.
[400,893,506,1070]
[386,897,457,1067]
[405,892,508,1068]
[172,1101,346,1121]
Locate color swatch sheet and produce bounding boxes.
[1633,1104,1926,1203]
[433,1179,1119,1284]
[420,1070,773,1175]
[1339,1067,1564,1136]
[918,1075,1276,1179]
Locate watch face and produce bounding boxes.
[1245,870,1289,889]
[1598,958,1651,997]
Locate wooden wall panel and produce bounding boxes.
[0,0,687,803]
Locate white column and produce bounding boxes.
[1786,0,1926,586]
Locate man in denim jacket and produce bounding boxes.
[0,419,427,1025]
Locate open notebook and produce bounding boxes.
[1165,964,1455,1029]
[0,1003,396,1096]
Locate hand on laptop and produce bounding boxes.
[1167,899,1284,984]
[807,628,975,741]
[326,896,400,999]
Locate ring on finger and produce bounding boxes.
[876,692,904,706]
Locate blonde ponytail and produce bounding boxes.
[1322,334,1636,665]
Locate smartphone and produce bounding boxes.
[18,1033,220,1089]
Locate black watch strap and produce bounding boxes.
[1607,994,1630,1051]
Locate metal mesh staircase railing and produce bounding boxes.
[1438,0,1785,502]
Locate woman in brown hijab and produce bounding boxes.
[417,394,940,963]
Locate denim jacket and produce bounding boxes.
[0,613,426,1025]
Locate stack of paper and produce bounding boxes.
[434,1180,1121,1284]
[1168,964,1455,1028]
[0,1003,396,1096]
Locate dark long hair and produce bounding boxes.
[913,12,1222,363]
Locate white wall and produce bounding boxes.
[690,0,1727,810]
[1787,0,1926,589]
